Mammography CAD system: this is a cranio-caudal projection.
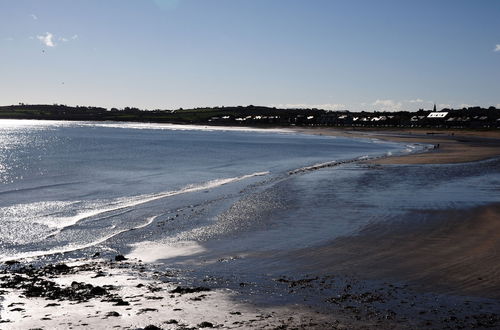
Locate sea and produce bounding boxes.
[0,119,499,270]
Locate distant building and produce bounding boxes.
[427,112,448,118]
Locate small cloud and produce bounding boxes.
[372,99,395,107]
[58,34,78,43]
[273,103,347,111]
[5,37,14,41]
[372,99,403,111]
[371,99,405,111]
[438,104,451,109]
[408,98,424,103]
[494,44,500,52]
[37,32,55,47]
[30,14,38,20]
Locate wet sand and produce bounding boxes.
[289,128,500,325]
[294,128,500,292]
[293,203,500,299]
[295,127,500,164]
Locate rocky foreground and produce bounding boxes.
[1,255,499,329]
[0,256,340,329]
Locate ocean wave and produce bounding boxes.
[49,171,269,232]
[79,122,293,134]
[0,171,270,262]
[0,215,160,263]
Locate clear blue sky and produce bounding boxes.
[1,0,499,111]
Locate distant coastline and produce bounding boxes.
[1,104,500,129]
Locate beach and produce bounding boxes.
[1,125,500,329]
[295,127,500,164]
[293,128,500,295]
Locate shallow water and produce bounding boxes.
[148,157,500,277]
[2,119,500,330]
[1,120,498,269]
[0,119,410,261]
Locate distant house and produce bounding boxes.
[427,112,448,119]
[411,115,426,121]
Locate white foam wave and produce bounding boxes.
[0,215,160,263]
[0,171,270,262]
[0,119,294,134]
[50,171,269,233]
[288,159,367,174]
[80,122,293,134]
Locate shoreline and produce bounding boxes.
[293,127,500,164]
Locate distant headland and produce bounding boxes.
[1,104,499,129]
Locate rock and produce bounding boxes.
[143,325,162,330]
[9,308,25,312]
[198,321,214,328]
[44,263,71,275]
[92,271,106,278]
[169,286,210,295]
[114,255,127,262]
[137,308,158,314]
[110,298,129,306]
[45,303,60,307]
[106,311,120,317]
[274,276,318,288]
[4,260,19,265]
[7,303,24,307]
[89,286,107,296]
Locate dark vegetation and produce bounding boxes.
[1,104,500,129]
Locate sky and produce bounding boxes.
[1,0,499,112]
